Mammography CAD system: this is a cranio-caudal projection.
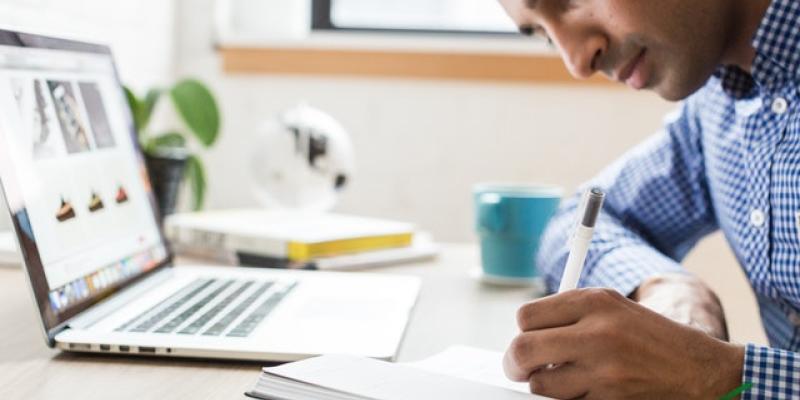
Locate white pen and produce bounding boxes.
[557,188,606,292]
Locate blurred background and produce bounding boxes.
[0,0,764,344]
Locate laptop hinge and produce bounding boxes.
[64,267,175,331]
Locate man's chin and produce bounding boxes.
[652,75,710,102]
[654,87,690,102]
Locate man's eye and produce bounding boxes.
[533,28,554,47]
[519,25,554,47]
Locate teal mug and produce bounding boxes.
[474,184,562,282]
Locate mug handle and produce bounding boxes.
[477,193,506,233]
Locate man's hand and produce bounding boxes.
[504,288,744,399]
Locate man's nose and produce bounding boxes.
[555,32,606,79]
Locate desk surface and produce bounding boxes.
[0,244,535,399]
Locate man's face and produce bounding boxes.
[499,0,732,101]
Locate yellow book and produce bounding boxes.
[287,233,413,261]
[166,209,415,261]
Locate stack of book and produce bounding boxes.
[164,209,438,270]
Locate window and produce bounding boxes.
[312,0,517,35]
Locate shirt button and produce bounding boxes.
[772,97,788,114]
[750,209,766,227]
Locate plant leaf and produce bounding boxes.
[145,132,186,153]
[184,155,206,211]
[140,88,162,130]
[170,79,220,147]
[123,86,143,133]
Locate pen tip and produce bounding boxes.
[589,187,605,198]
[581,188,606,228]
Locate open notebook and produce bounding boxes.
[245,346,553,400]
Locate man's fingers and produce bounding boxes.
[503,328,581,381]
[516,288,626,331]
[529,363,590,400]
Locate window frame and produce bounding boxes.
[310,0,517,36]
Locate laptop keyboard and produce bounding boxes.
[116,278,297,338]
[178,281,254,335]
[117,279,215,333]
[227,281,297,337]
[201,281,274,336]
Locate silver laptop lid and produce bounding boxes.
[0,30,171,345]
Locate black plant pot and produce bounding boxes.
[145,149,189,222]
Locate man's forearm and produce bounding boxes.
[632,273,729,340]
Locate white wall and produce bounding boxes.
[214,79,675,241]
[0,0,176,231]
[0,0,175,90]
[0,190,7,230]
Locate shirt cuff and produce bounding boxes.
[580,244,687,297]
[742,343,800,399]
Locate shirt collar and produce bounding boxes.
[715,0,800,98]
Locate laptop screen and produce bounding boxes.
[0,31,169,338]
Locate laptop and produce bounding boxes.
[0,29,420,362]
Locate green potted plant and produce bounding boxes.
[124,79,220,219]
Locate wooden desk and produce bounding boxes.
[0,244,534,399]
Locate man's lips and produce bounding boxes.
[616,49,647,89]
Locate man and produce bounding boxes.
[497,0,799,398]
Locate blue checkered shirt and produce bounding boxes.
[537,0,800,397]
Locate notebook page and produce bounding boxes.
[262,354,544,400]
[405,346,536,395]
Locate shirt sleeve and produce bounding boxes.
[742,344,800,399]
[536,97,718,296]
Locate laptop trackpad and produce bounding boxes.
[295,297,397,321]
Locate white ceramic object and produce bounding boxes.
[250,104,356,211]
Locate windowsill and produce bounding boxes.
[219,31,552,54]
[218,31,614,85]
